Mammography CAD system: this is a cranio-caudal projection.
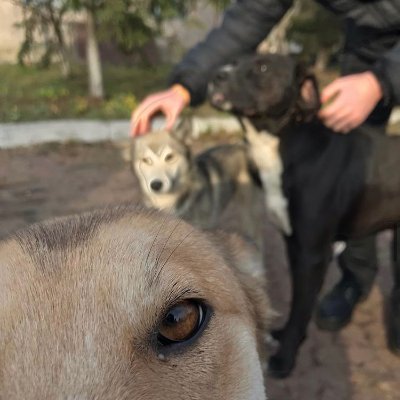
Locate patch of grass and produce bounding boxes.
[0,63,341,123]
[0,63,171,122]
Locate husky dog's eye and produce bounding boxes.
[260,64,268,73]
[142,157,153,165]
[165,153,175,162]
[157,300,208,346]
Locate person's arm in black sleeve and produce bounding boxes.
[372,40,400,106]
[319,0,400,30]
[169,0,294,106]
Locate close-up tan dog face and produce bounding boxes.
[0,207,271,400]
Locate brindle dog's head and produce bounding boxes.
[208,53,320,133]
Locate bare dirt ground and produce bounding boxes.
[1,139,399,400]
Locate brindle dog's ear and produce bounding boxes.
[295,63,321,122]
[171,116,193,145]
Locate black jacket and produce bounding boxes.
[169,0,400,106]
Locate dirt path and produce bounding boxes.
[1,140,399,399]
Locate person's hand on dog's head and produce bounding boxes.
[130,85,190,136]
[318,71,383,134]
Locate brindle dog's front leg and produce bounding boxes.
[268,229,333,378]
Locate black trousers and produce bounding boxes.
[338,52,398,297]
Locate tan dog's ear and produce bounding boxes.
[171,116,193,145]
[209,231,273,352]
[130,134,146,173]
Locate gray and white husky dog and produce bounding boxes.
[130,119,267,251]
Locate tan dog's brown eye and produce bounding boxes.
[142,157,152,165]
[165,153,175,162]
[158,300,205,345]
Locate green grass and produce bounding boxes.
[0,63,172,122]
[0,62,341,123]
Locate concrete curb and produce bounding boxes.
[0,116,243,149]
[1,109,399,149]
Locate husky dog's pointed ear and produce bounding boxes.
[295,63,321,122]
[171,116,193,145]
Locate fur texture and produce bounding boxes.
[0,207,272,399]
[131,126,266,252]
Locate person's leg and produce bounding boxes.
[388,226,400,354]
[316,48,392,331]
[316,235,378,330]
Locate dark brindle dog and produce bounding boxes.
[208,53,400,378]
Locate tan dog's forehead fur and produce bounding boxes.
[0,207,269,400]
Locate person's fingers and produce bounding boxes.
[331,116,354,133]
[322,110,351,130]
[131,112,148,136]
[323,110,350,126]
[318,97,344,119]
[336,123,353,134]
[132,102,165,136]
[131,117,142,136]
[130,87,188,136]
[131,100,150,136]
[139,116,151,136]
[130,112,142,136]
[338,123,354,134]
[320,80,342,104]
[165,108,181,131]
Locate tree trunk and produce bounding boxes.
[86,9,104,99]
[53,21,71,78]
[258,0,301,54]
[48,3,71,78]
[315,48,330,72]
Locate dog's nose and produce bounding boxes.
[150,180,163,192]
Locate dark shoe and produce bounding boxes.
[387,291,400,356]
[316,276,363,331]
[268,354,294,379]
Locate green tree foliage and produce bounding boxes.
[13,0,234,97]
[13,0,71,76]
[207,0,230,12]
[67,0,202,97]
[94,1,198,54]
[80,0,232,54]
[288,0,342,70]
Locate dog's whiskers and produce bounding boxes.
[153,219,182,269]
[147,228,196,289]
[146,219,190,288]
[160,228,195,271]
[142,215,168,273]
